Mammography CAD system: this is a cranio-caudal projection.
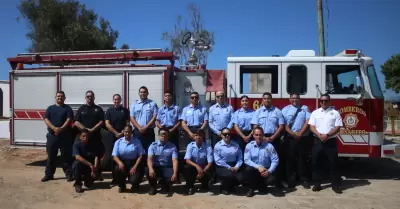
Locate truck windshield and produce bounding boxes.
[367,65,384,99]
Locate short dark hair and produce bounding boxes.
[124,124,133,131]
[320,93,331,99]
[139,86,148,93]
[240,95,249,100]
[195,129,205,137]
[56,91,65,96]
[158,127,170,135]
[113,93,122,99]
[80,129,89,135]
[165,90,173,95]
[221,127,231,133]
[85,90,95,96]
[290,92,300,98]
[262,92,272,98]
[190,92,199,96]
[253,127,264,133]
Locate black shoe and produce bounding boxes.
[199,184,210,192]
[98,175,104,181]
[221,190,230,195]
[258,186,268,194]
[66,175,74,182]
[188,187,195,195]
[148,187,157,195]
[246,189,255,197]
[130,184,139,192]
[332,186,343,194]
[312,184,322,192]
[84,180,93,188]
[118,187,126,193]
[287,182,296,189]
[302,181,311,189]
[110,179,117,187]
[160,184,171,194]
[41,176,54,182]
[275,182,284,189]
[74,185,83,193]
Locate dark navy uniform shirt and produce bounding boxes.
[44,104,74,135]
[72,140,101,163]
[105,106,130,133]
[74,104,104,133]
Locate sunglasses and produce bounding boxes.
[159,132,167,136]
[222,133,231,136]
[320,100,329,103]
[191,96,199,99]
[216,95,224,98]
[86,95,93,98]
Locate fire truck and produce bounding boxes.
[6,47,399,161]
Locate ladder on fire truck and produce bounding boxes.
[7,48,178,70]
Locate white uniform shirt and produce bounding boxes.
[308,107,343,138]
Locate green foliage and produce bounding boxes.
[381,54,400,93]
[161,3,215,66]
[17,0,119,52]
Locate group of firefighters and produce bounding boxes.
[42,86,344,197]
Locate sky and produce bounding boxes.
[0,0,399,100]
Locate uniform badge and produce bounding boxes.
[265,148,269,153]
[95,108,98,112]
[330,112,334,116]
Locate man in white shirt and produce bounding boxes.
[308,94,343,194]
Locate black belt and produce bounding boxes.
[162,126,174,129]
[188,126,201,129]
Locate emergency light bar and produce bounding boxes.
[335,49,364,57]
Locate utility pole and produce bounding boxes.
[317,0,326,56]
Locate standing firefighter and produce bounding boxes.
[74,90,105,179]
[281,93,312,189]
[130,86,159,151]
[309,94,343,194]
[42,91,74,182]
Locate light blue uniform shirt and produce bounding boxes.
[230,108,254,131]
[148,141,178,167]
[282,104,311,136]
[156,104,181,127]
[214,140,243,169]
[209,103,234,134]
[130,99,159,128]
[250,106,285,134]
[244,140,279,173]
[180,104,208,127]
[111,136,146,160]
[184,141,213,168]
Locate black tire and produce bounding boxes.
[100,130,113,171]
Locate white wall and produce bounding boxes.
[0,81,10,118]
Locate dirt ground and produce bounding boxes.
[0,140,399,209]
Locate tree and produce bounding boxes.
[161,3,215,67]
[381,54,400,93]
[17,0,119,52]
